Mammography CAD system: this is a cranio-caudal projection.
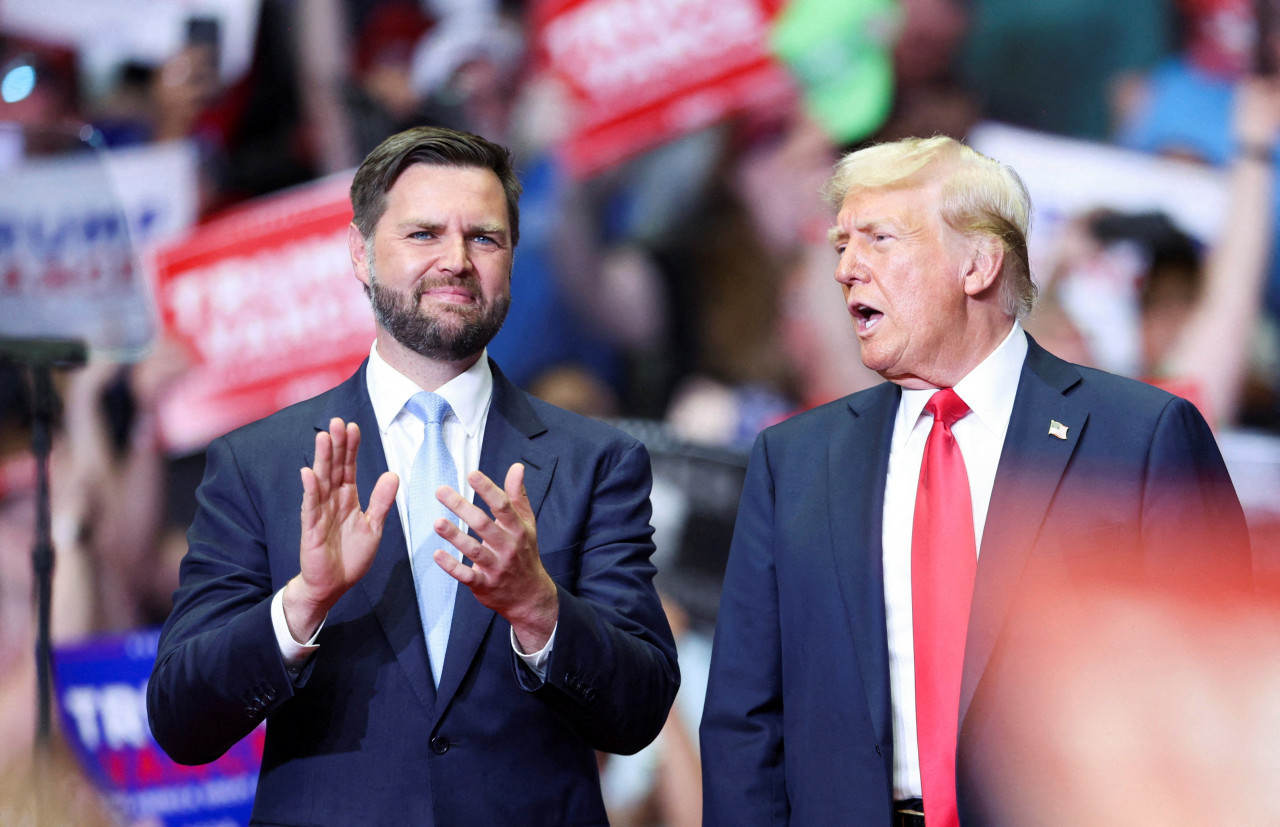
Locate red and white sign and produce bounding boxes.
[533,0,795,177]
[151,171,373,454]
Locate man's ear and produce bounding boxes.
[348,222,371,288]
[963,236,1005,298]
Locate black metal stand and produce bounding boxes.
[0,338,87,749]
[30,361,57,746]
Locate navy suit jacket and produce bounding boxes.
[699,337,1250,825]
[148,360,679,826]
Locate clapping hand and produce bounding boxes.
[432,463,559,653]
[284,418,399,642]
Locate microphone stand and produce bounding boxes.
[0,338,88,750]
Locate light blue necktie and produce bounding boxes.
[404,391,462,687]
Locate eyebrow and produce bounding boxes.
[397,220,509,238]
[397,219,445,233]
[834,216,903,241]
[470,223,507,237]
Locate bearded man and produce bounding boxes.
[148,127,678,826]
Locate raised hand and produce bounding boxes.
[284,418,399,642]
[432,463,559,652]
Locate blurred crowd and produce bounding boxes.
[4,0,1280,823]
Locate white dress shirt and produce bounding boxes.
[882,323,1028,799]
[272,343,555,676]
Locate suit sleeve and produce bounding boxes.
[1140,396,1252,582]
[699,432,789,825]
[523,439,681,756]
[147,434,299,765]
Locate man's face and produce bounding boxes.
[831,175,977,389]
[351,163,513,363]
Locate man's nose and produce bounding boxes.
[437,236,469,275]
[835,246,866,285]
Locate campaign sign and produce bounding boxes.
[534,0,795,177]
[53,629,264,826]
[150,170,374,454]
[0,134,166,360]
[102,139,202,248]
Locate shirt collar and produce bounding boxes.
[366,342,493,436]
[893,322,1028,448]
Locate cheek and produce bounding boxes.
[374,249,413,280]
[896,266,951,316]
[485,268,512,296]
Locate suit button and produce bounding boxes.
[430,736,451,755]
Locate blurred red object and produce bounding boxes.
[970,553,1279,825]
[1181,0,1254,77]
[354,1,435,75]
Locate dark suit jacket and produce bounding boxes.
[699,337,1250,825]
[148,360,679,826]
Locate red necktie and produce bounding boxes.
[912,388,976,827]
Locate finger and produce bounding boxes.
[434,548,478,586]
[434,518,489,565]
[343,422,362,487]
[468,469,520,531]
[300,466,320,533]
[327,418,347,490]
[365,471,400,533]
[503,463,535,524]
[435,484,493,532]
[439,484,513,552]
[312,431,333,500]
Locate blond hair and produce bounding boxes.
[823,136,1036,319]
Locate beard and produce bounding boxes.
[366,264,511,363]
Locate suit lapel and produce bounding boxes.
[827,383,899,748]
[433,362,556,718]
[960,338,1087,725]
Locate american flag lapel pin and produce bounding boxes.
[1049,420,1069,440]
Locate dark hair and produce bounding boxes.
[1087,209,1203,311]
[349,126,522,246]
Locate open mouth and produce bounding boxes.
[852,303,883,332]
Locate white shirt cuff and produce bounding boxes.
[271,587,323,670]
[510,623,557,680]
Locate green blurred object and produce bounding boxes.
[958,0,1173,140]
[770,0,897,144]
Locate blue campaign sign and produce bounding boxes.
[52,629,263,826]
